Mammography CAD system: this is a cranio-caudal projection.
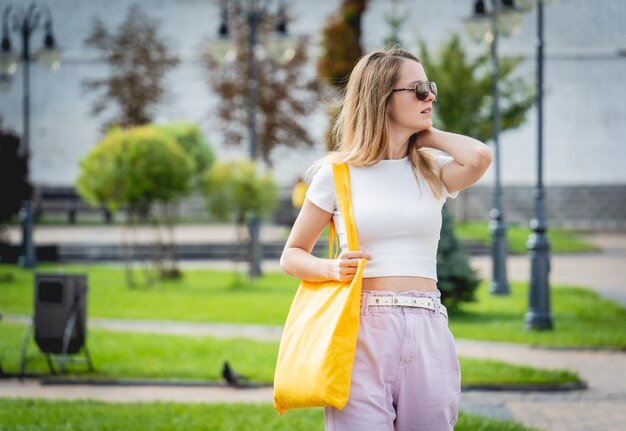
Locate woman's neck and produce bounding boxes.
[385,128,412,160]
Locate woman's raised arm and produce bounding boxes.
[418,127,493,195]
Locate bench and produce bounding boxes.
[33,186,113,224]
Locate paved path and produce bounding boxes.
[455,340,626,431]
[5,224,290,245]
[2,313,285,342]
[470,235,626,306]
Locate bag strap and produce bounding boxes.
[327,163,359,259]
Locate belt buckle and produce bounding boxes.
[392,296,412,307]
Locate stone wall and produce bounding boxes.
[171,185,626,231]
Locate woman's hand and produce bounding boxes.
[328,250,372,282]
[415,127,439,150]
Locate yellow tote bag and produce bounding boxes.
[274,163,367,414]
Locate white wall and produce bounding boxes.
[0,0,624,187]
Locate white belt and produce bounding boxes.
[366,296,448,319]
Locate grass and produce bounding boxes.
[0,322,279,382]
[1,263,625,349]
[0,399,539,431]
[0,264,297,325]
[454,222,599,254]
[449,281,626,348]
[0,322,580,386]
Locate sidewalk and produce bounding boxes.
[4,224,290,245]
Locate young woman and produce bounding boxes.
[280,48,492,431]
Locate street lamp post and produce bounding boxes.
[518,0,554,330]
[214,0,291,278]
[1,2,61,268]
[464,0,523,295]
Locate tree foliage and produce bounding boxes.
[382,0,407,49]
[83,5,180,129]
[419,34,534,143]
[201,12,319,168]
[77,125,193,218]
[317,0,367,89]
[202,159,279,226]
[0,129,33,244]
[316,0,367,151]
[437,205,481,310]
[156,122,216,189]
[202,159,279,277]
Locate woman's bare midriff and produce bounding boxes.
[362,276,438,293]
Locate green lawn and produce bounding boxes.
[454,222,598,254]
[0,399,538,431]
[0,264,297,324]
[0,322,579,386]
[1,264,624,349]
[450,281,626,348]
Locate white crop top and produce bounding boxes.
[305,153,458,281]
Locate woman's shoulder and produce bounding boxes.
[305,161,333,185]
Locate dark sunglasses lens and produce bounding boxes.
[415,83,429,101]
[415,82,437,101]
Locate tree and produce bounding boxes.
[382,0,407,49]
[418,34,534,142]
[83,5,180,130]
[77,125,194,287]
[317,0,367,88]
[201,12,319,168]
[0,129,33,247]
[202,160,279,279]
[422,35,534,309]
[437,205,480,310]
[317,0,367,151]
[154,122,216,277]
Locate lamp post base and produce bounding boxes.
[524,310,553,330]
[525,221,553,330]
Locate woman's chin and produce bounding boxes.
[415,119,433,131]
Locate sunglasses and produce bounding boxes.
[391,81,438,102]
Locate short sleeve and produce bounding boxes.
[435,154,459,199]
[305,163,336,213]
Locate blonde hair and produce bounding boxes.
[306,47,444,199]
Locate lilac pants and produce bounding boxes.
[324,290,461,431]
